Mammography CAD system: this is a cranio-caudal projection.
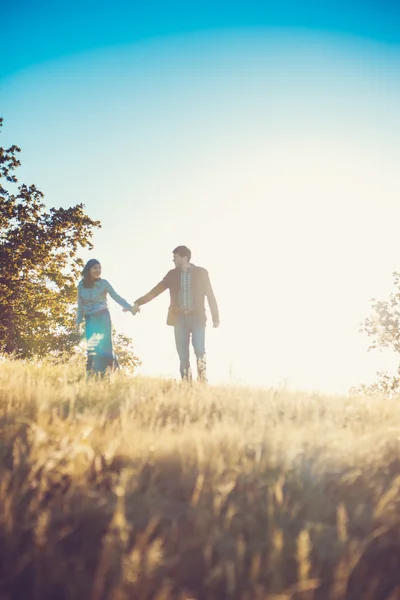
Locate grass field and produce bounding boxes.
[1,359,400,600]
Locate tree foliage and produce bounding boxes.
[114,331,141,373]
[0,117,101,357]
[355,272,400,397]
[0,118,140,371]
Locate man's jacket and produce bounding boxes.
[134,265,219,326]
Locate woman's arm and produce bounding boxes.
[76,286,83,325]
[105,280,132,311]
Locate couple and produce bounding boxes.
[76,246,219,381]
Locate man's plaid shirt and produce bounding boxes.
[134,263,219,326]
[179,266,193,312]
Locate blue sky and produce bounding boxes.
[2,0,400,79]
[1,1,400,393]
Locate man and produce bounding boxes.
[130,246,219,382]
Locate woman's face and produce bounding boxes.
[89,263,101,280]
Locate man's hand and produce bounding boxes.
[123,303,140,315]
[132,303,140,315]
[213,320,220,328]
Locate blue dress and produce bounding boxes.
[76,279,132,375]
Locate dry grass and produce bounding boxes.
[1,359,400,600]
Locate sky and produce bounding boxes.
[1,1,400,393]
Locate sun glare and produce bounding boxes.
[1,30,399,393]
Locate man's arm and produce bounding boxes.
[134,281,167,306]
[134,272,171,308]
[204,269,219,326]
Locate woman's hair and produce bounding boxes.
[82,259,101,288]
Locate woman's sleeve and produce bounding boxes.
[76,285,83,324]
[105,280,132,311]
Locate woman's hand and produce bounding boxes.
[123,303,140,315]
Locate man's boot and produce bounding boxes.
[181,365,193,383]
[197,354,207,383]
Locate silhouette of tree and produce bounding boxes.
[354,272,400,397]
[0,117,140,370]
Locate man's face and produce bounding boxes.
[173,253,184,268]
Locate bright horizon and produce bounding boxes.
[1,3,400,394]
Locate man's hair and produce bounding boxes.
[173,246,191,261]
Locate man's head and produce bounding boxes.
[172,245,191,268]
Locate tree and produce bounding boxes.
[48,329,141,374]
[114,331,141,373]
[0,117,139,370]
[0,117,100,356]
[354,271,400,397]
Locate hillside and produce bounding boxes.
[0,360,399,600]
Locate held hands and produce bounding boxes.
[124,303,216,324]
[123,302,140,315]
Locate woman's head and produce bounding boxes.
[82,259,101,288]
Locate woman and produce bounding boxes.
[76,259,135,376]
